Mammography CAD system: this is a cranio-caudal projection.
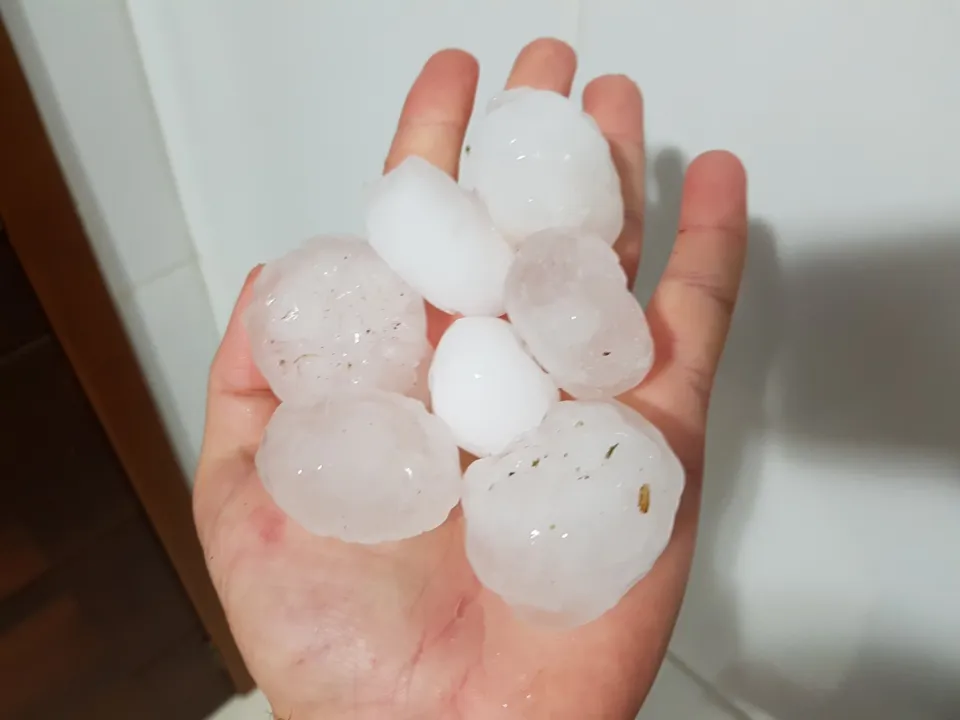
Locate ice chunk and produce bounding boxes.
[365,156,514,316]
[245,235,429,404]
[462,400,684,626]
[504,230,653,399]
[464,88,623,246]
[429,317,558,457]
[256,392,462,543]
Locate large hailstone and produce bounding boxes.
[245,235,429,404]
[462,400,684,626]
[256,392,461,543]
[463,88,624,246]
[365,156,514,316]
[504,230,654,399]
[429,317,558,457]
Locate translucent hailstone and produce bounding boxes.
[429,317,558,457]
[504,230,653,399]
[463,87,624,246]
[365,156,514,316]
[462,400,684,626]
[245,235,429,404]
[256,392,462,543]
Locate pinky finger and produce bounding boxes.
[646,151,748,415]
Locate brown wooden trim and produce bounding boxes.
[0,19,253,693]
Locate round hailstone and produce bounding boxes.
[504,230,653,399]
[256,392,462,544]
[429,317,558,457]
[462,400,684,626]
[365,155,514,316]
[244,235,429,404]
[463,87,624,246]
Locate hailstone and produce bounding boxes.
[245,235,429,404]
[256,392,461,543]
[463,87,624,246]
[365,155,514,316]
[429,317,558,457]
[462,400,684,626]
[504,230,654,399]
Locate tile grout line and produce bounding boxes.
[665,651,753,720]
[119,252,200,299]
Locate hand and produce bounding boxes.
[194,38,747,720]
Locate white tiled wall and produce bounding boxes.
[120,263,219,472]
[5,1,960,719]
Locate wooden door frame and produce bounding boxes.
[0,18,252,693]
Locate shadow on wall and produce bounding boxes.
[639,148,960,720]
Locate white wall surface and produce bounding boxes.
[5,2,960,718]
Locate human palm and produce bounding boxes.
[194,39,747,719]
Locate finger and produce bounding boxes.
[645,151,748,416]
[582,74,645,286]
[200,266,278,465]
[384,49,479,177]
[505,37,577,94]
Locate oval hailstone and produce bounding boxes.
[256,392,462,543]
[429,317,558,457]
[462,400,684,626]
[245,235,429,404]
[365,156,514,316]
[463,87,624,246]
[504,230,653,399]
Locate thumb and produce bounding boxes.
[199,265,278,468]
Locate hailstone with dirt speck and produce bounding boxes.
[429,317,558,457]
[365,156,514,316]
[245,235,429,404]
[463,87,624,246]
[256,392,462,543]
[461,400,684,626]
[504,230,654,399]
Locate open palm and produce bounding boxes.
[193,39,747,720]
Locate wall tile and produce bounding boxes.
[205,689,271,720]
[119,262,219,478]
[638,656,744,720]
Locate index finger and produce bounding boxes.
[384,49,479,177]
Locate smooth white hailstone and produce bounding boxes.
[256,392,462,543]
[462,400,684,626]
[464,87,624,246]
[429,317,558,457]
[365,156,514,316]
[245,235,429,404]
[504,230,653,399]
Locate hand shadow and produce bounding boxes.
[637,147,960,720]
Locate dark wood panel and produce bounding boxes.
[0,337,138,569]
[2,517,209,720]
[0,522,47,599]
[76,635,234,720]
[0,595,97,717]
[0,227,48,357]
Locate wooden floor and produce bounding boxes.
[0,228,233,719]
